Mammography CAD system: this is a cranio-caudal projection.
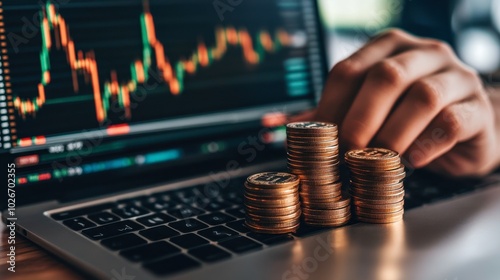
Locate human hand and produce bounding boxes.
[294,29,499,176]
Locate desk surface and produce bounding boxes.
[0,223,84,280]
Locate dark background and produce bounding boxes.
[319,0,500,79]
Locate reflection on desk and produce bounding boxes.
[0,223,84,280]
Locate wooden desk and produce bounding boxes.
[0,223,84,280]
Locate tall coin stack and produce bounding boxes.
[286,122,351,227]
[244,172,301,234]
[345,148,406,224]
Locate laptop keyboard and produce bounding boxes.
[50,170,495,277]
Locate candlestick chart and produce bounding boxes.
[1,0,318,148]
[14,1,292,122]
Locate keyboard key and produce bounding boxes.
[142,201,176,211]
[225,207,245,219]
[152,191,178,203]
[112,205,149,218]
[219,236,262,254]
[51,203,115,220]
[189,245,231,263]
[120,241,180,262]
[101,233,147,250]
[170,233,209,249]
[223,192,243,205]
[117,196,150,206]
[170,219,208,233]
[247,232,294,245]
[168,206,204,219]
[198,200,231,212]
[197,185,221,200]
[198,213,235,225]
[226,220,250,233]
[82,220,144,240]
[173,188,203,204]
[136,213,175,227]
[63,217,96,231]
[198,226,238,242]
[139,226,179,241]
[143,254,201,276]
[88,212,121,225]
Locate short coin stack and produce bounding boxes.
[286,122,351,227]
[345,148,405,224]
[244,172,301,234]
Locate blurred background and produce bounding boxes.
[318,0,500,82]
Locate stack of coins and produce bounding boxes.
[345,148,406,224]
[286,122,351,227]
[244,172,301,234]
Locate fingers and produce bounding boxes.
[373,68,481,153]
[341,41,456,149]
[404,97,487,168]
[315,29,419,124]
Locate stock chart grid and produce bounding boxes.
[0,0,324,186]
[0,0,323,153]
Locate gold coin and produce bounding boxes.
[287,150,339,158]
[355,208,404,219]
[287,154,339,162]
[350,185,404,196]
[288,157,339,164]
[289,170,340,178]
[287,162,340,170]
[350,181,404,190]
[301,196,343,205]
[246,172,300,188]
[245,187,298,197]
[245,184,298,196]
[245,217,300,228]
[352,193,405,204]
[353,205,404,214]
[345,148,400,162]
[356,214,403,224]
[346,162,402,172]
[286,121,338,131]
[244,193,299,202]
[286,137,338,144]
[245,204,301,215]
[288,148,340,155]
[303,213,350,221]
[300,188,342,197]
[349,164,405,176]
[303,215,351,227]
[302,206,350,216]
[299,179,338,186]
[351,174,406,183]
[245,222,299,234]
[352,198,404,209]
[244,195,299,207]
[246,209,302,222]
[287,139,339,147]
[350,188,405,199]
[296,173,340,180]
[301,195,350,209]
[301,182,342,190]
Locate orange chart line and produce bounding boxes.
[13,1,291,122]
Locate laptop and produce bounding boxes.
[2,0,500,279]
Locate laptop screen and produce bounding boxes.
[0,0,326,199]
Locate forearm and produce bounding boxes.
[487,87,500,168]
